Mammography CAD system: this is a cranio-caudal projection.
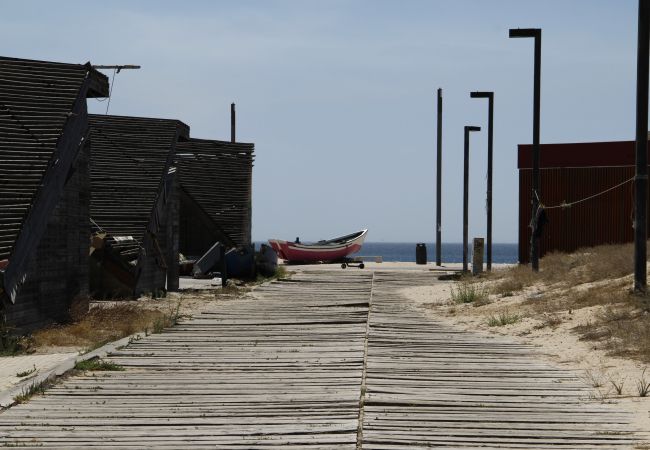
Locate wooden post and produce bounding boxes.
[472,238,484,276]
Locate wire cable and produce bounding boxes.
[104,68,117,115]
[542,176,635,210]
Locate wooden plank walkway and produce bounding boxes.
[0,269,646,449]
[361,271,646,449]
[0,272,372,449]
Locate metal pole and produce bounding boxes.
[231,103,236,143]
[436,88,443,266]
[634,0,649,294]
[463,126,481,272]
[532,30,541,272]
[487,95,494,271]
[509,28,542,271]
[463,128,469,273]
[470,91,494,271]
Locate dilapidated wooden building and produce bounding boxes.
[0,57,108,330]
[88,115,189,298]
[175,138,254,258]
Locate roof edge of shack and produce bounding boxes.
[516,139,650,170]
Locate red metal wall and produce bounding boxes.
[517,141,647,263]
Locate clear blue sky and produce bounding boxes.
[0,1,638,243]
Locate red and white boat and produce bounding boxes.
[268,229,367,263]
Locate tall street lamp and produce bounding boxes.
[436,88,443,266]
[470,91,494,271]
[509,27,542,272]
[463,126,481,272]
[634,0,649,294]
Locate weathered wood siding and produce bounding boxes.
[88,115,189,297]
[176,139,254,257]
[4,143,91,330]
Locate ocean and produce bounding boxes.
[354,242,518,263]
[256,241,518,264]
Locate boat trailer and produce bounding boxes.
[340,257,365,269]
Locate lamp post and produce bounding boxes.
[634,0,649,294]
[436,88,443,266]
[509,27,541,272]
[463,126,481,272]
[470,91,494,271]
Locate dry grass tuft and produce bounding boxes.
[534,313,564,329]
[582,368,607,388]
[491,242,635,289]
[539,243,633,285]
[30,302,179,351]
[450,282,488,304]
[487,311,520,327]
[575,303,650,362]
[636,369,650,397]
[483,242,650,363]
[491,278,525,297]
[547,244,633,284]
[488,263,538,287]
[523,279,633,316]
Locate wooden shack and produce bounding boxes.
[175,138,254,258]
[88,115,189,298]
[0,56,108,330]
[518,140,647,263]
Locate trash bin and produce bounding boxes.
[415,243,427,265]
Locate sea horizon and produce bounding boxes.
[254,241,519,264]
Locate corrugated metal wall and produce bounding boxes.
[518,166,638,263]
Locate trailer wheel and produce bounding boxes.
[359,263,365,269]
[341,263,347,269]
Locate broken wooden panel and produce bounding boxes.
[0,56,108,331]
[88,115,189,297]
[0,57,108,304]
[175,138,254,258]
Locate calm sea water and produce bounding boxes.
[358,242,518,263]
[256,241,518,263]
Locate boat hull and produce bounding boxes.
[268,230,366,263]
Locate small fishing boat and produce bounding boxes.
[268,229,367,263]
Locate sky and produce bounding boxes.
[0,0,639,243]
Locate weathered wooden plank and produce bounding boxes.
[0,270,646,449]
[359,271,646,448]
[0,272,372,448]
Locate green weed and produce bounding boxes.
[450,281,488,304]
[487,311,520,327]
[74,358,124,372]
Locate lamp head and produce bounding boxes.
[465,126,481,132]
[509,28,541,38]
[470,91,493,99]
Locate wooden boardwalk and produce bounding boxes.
[0,270,646,448]
[0,272,372,449]
[361,272,646,449]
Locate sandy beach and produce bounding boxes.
[400,274,650,433]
